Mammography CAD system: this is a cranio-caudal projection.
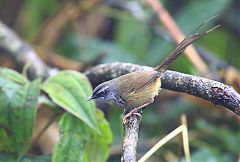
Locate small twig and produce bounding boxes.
[144,0,209,75]
[32,1,102,71]
[31,114,57,146]
[35,47,84,70]
[33,0,102,50]
[122,112,141,162]
[138,121,190,162]
[32,3,80,52]
[181,115,191,162]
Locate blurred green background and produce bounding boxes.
[0,0,239,161]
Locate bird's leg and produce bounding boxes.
[123,103,150,124]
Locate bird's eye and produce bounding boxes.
[97,90,105,96]
[95,86,109,97]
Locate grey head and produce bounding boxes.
[86,81,125,107]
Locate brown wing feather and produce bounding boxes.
[114,70,161,109]
[134,71,161,93]
[116,70,161,94]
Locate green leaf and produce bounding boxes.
[42,70,99,132]
[0,68,27,85]
[53,110,112,162]
[52,113,91,162]
[10,79,41,158]
[83,109,113,162]
[0,69,41,159]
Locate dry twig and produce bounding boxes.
[144,0,209,75]
[138,115,190,162]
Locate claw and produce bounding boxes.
[123,110,142,124]
[123,102,150,124]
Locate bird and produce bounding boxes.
[86,17,220,121]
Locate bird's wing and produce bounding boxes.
[116,70,161,94]
[133,71,161,93]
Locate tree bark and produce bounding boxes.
[85,62,240,116]
[122,112,141,162]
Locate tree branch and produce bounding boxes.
[85,62,240,116]
[122,112,141,162]
[0,20,56,79]
[85,62,240,161]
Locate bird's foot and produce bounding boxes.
[123,103,149,124]
[123,110,142,124]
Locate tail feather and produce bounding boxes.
[154,15,220,73]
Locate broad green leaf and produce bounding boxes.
[53,110,112,162]
[52,113,91,162]
[42,70,99,132]
[10,79,41,158]
[0,68,27,85]
[0,69,41,160]
[83,109,113,162]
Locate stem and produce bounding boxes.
[122,111,141,162]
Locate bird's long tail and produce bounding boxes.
[154,15,220,73]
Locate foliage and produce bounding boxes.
[42,70,99,132]
[0,69,112,162]
[52,110,112,162]
[0,0,239,161]
[0,68,40,160]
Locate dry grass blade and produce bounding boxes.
[138,115,190,162]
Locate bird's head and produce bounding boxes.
[86,81,125,107]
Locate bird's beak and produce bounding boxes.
[85,95,93,101]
